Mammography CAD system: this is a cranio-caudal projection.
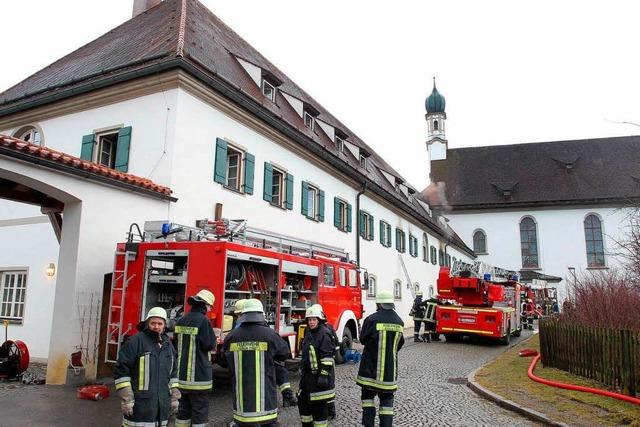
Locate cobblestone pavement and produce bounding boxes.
[0,332,539,426]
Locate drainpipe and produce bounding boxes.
[355,182,367,266]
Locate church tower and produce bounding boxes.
[426,78,447,161]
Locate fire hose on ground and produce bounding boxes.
[521,350,640,406]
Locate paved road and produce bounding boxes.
[0,331,539,426]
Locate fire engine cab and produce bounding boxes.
[104,219,363,364]
[435,267,522,344]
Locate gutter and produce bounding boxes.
[0,146,177,202]
[355,182,367,266]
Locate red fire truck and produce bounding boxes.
[104,219,363,364]
[435,267,522,344]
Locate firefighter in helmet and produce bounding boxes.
[114,307,179,427]
[175,289,217,427]
[356,291,405,427]
[298,304,336,427]
[220,299,290,426]
[410,290,428,342]
[424,295,441,342]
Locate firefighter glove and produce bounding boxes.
[117,386,135,417]
[170,387,181,414]
[316,374,329,389]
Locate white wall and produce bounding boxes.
[0,201,58,359]
[448,206,629,300]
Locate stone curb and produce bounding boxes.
[467,364,570,427]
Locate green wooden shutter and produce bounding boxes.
[346,203,352,232]
[285,173,294,210]
[396,229,401,251]
[369,214,374,241]
[214,138,228,184]
[318,190,325,222]
[263,162,273,202]
[114,126,132,172]
[243,153,255,194]
[80,134,95,161]
[301,181,309,216]
[359,211,365,238]
[334,198,340,228]
[379,221,385,245]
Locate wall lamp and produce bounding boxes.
[46,263,56,277]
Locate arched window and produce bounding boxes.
[13,125,43,146]
[393,279,402,300]
[520,217,539,268]
[367,275,377,299]
[584,214,605,267]
[433,120,439,131]
[422,233,428,262]
[428,286,435,298]
[473,230,487,253]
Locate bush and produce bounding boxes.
[561,269,640,330]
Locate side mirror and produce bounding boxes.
[361,271,369,290]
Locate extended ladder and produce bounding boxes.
[398,254,417,299]
[105,250,136,363]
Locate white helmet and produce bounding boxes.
[146,307,167,322]
[305,304,324,319]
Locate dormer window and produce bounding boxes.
[359,155,368,169]
[335,135,344,152]
[304,112,315,131]
[261,79,276,102]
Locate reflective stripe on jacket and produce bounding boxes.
[411,297,427,320]
[114,328,177,425]
[174,305,217,391]
[220,321,289,425]
[300,323,336,402]
[356,308,404,392]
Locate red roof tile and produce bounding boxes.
[0,134,172,197]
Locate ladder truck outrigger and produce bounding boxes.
[104,217,365,365]
[435,265,522,344]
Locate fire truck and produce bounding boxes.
[104,219,364,364]
[435,267,522,344]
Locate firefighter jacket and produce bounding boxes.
[174,304,217,391]
[220,320,290,425]
[324,321,340,357]
[356,307,405,392]
[425,298,438,323]
[300,323,336,402]
[411,297,427,320]
[114,327,178,426]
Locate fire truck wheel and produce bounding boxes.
[500,323,512,345]
[443,333,462,343]
[513,326,522,337]
[337,328,353,364]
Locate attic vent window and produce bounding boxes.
[304,112,315,131]
[360,155,368,169]
[335,135,344,152]
[261,79,276,102]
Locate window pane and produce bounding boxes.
[339,268,346,286]
[324,265,335,286]
[307,188,316,217]
[349,269,357,287]
[584,215,605,266]
[520,218,538,268]
[271,171,282,205]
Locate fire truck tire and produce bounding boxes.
[338,328,353,364]
[500,323,512,345]
[443,333,462,343]
[513,326,522,337]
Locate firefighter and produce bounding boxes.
[175,290,217,427]
[410,291,427,342]
[114,307,179,427]
[424,296,440,342]
[220,299,290,426]
[298,304,336,427]
[356,291,405,427]
[309,303,340,420]
[233,298,246,328]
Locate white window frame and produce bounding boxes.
[14,125,43,146]
[359,155,368,169]
[381,221,392,247]
[335,135,344,152]
[337,199,348,231]
[306,183,319,219]
[349,269,358,288]
[339,267,347,287]
[0,270,28,323]
[393,279,402,300]
[261,79,276,102]
[94,130,119,168]
[225,144,245,192]
[304,111,315,131]
[367,275,377,299]
[361,211,373,240]
[271,166,285,208]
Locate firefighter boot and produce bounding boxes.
[422,333,431,343]
[413,334,423,342]
[282,388,298,407]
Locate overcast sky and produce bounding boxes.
[2,1,639,189]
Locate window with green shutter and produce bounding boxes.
[333,198,351,232]
[80,134,95,161]
[114,126,132,172]
[213,138,228,184]
[430,246,437,265]
[301,181,322,220]
[285,173,294,210]
[213,138,254,194]
[359,210,374,240]
[263,163,289,208]
[409,234,418,257]
[395,228,406,253]
[379,221,391,247]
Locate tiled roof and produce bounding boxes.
[428,136,640,209]
[0,0,471,255]
[0,134,173,197]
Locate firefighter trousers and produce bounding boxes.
[176,391,209,427]
[297,389,328,427]
[361,388,394,427]
[275,360,291,393]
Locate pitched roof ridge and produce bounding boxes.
[176,0,188,57]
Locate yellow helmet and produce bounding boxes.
[189,289,215,306]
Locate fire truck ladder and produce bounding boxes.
[398,254,417,299]
[105,250,136,363]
